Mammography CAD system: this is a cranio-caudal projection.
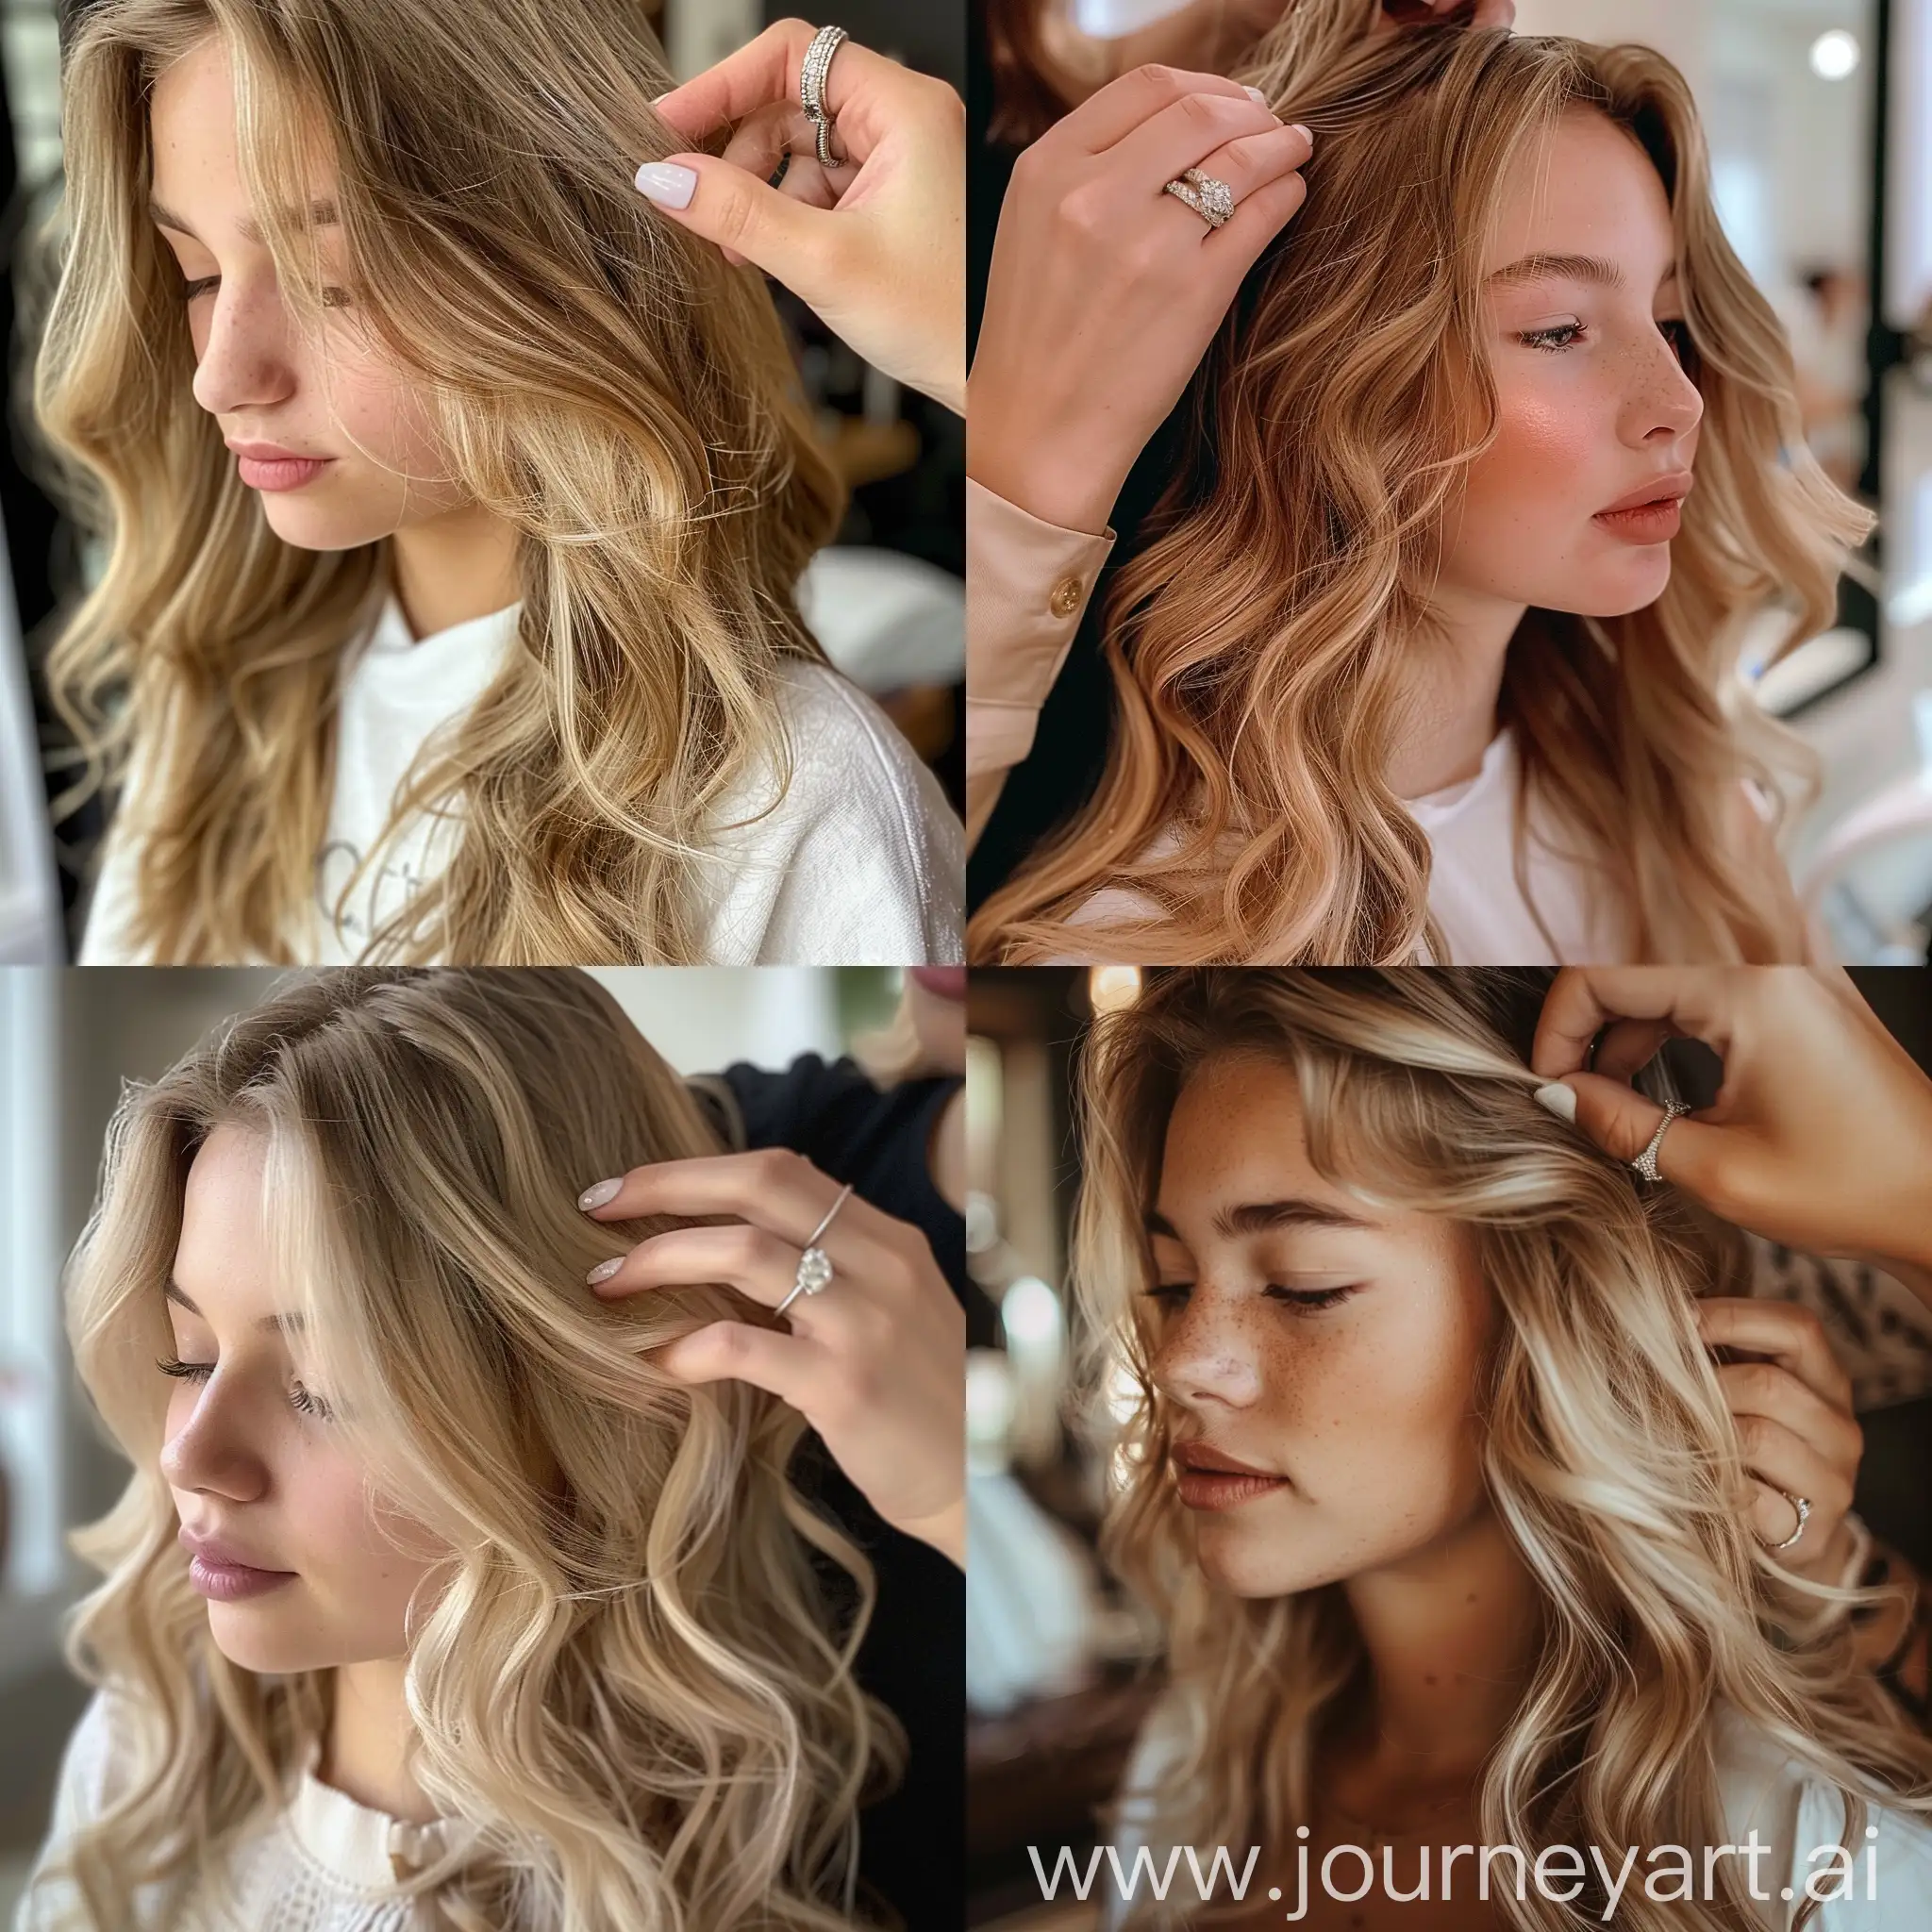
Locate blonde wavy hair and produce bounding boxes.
[1072,968,1932,1931]
[33,969,904,1931]
[971,3,1873,965]
[39,0,844,964]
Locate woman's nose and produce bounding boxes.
[158,1377,271,1503]
[190,281,297,423]
[1627,328,1705,447]
[1149,1293,1267,1411]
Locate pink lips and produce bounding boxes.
[1593,473,1693,544]
[1171,1441,1291,1512]
[179,1526,296,1602]
[226,441,333,493]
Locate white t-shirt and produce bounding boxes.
[17,1689,463,1932]
[1056,724,1624,964]
[78,593,965,966]
[1097,1690,1932,1931]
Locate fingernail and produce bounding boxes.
[1532,1082,1578,1124]
[1290,123,1313,146]
[586,1257,625,1287]
[578,1178,622,1211]
[1244,86,1273,108]
[634,161,698,209]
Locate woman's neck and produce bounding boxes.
[1389,585,1529,801]
[322,1657,438,1824]
[389,505,522,641]
[1337,1503,1544,1786]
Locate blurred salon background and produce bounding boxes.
[969,0,1932,968]
[0,962,923,1923]
[0,0,966,964]
[962,965,1932,1929]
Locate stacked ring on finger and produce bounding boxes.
[1163,167,1236,230]
[1758,1488,1811,1554]
[799,23,848,172]
[774,1182,854,1317]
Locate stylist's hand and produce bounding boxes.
[638,21,964,416]
[1531,968,1932,1289]
[968,66,1313,537]
[579,1150,966,1566]
[1696,1297,1863,1579]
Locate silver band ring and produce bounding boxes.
[774,1181,856,1316]
[800,24,848,172]
[1162,168,1236,230]
[1758,1489,1811,1553]
[1630,1101,1690,1182]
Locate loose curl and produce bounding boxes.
[1072,968,1932,1931]
[39,0,844,964]
[972,2,1873,964]
[32,969,904,1931]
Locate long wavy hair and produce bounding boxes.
[38,0,845,964]
[32,969,903,1931]
[1071,968,1932,1931]
[971,3,1872,964]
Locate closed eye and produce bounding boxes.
[156,1355,335,1422]
[1140,1282,1360,1316]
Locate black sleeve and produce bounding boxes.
[700,1054,966,1932]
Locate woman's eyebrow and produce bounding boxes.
[1491,253,1680,296]
[147,196,341,245]
[1146,1197,1372,1241]
[165,1278,304,1335]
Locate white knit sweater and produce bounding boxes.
[16,1691,457,1932]
[77,591,966,967]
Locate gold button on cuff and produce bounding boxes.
[1049,575,1085,620]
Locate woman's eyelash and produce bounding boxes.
[177,276,353,308]
[1517,319,1695,361]
[155,1354,334,1421]
[1139,1283,1359,1315]
[1520,321,1586,352]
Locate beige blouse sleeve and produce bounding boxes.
[966,478,1117,851]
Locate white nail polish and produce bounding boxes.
[578,1178,622,1211]
[587,1257,624,1287]
[1244,85,1272,108]
[1533,1082,1578,1124]
[634,161,698,210]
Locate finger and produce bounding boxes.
[651,17,914,155]
[1590,1016,1673,1085]
[1058,63,1261,156]
[1716,1358,1863,1474]
[1531,969,1735,1081]
[1160,122,1314,242]
[656,1318,827,1408]
[632,152,833,295]
[1545,1071,1725,1195]
[580,1150,877,1256]
[1111,89,1285,199]
[1473,0,1517,26]
[1209,162,1311,267]
[589,1222,805,1304]
[1698,1298,1856,1413]
[1732,1412,1849,1544]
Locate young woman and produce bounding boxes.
[40,0,963,966]
[1068,969,1932,1929]
[967,0,1864,964]
[16,968,958,1931]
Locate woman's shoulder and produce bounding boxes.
[696,664,964,963]
[1711,1704,1932,1925]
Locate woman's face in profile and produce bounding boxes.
[146,36,479,555]
[1438,106,1706,625]
[158,1122,446,1674]
[1144,1053,1495,1599]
